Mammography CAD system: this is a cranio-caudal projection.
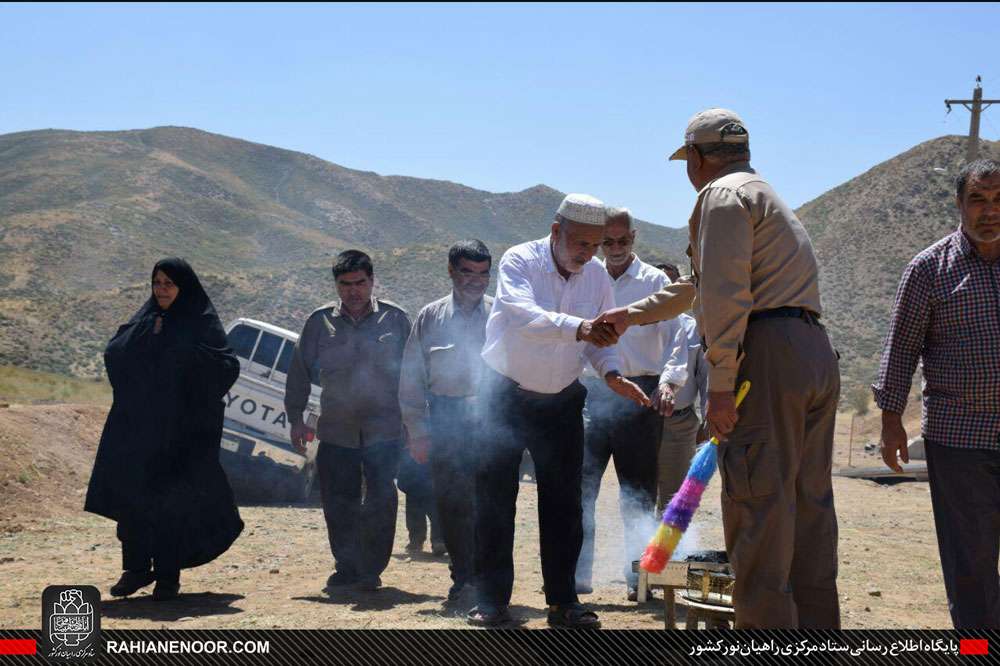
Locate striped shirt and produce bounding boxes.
[872,230,1000,450]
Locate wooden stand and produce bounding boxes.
[678,596,735,629]
[636,565,687,629]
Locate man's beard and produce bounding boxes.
[553,241,585,273]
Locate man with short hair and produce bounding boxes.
[470,194,650,629]
[574,208,687,602]
[656,262,681,284]
[285,250,412,593]
[608,109,840,629]
[399,239,494,603]
[874,159,1000,629]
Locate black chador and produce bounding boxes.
[85,258,243,592]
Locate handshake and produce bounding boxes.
[576,307,630,347]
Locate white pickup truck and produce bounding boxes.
[219,318,321,502]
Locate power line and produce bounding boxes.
[945,75,1000,162]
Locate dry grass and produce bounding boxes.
[0,365,111,405]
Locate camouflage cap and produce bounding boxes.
[668,108,749,161]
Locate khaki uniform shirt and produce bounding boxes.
[285,299,411,448]
[398,293,493,440]
[628,162,822,392]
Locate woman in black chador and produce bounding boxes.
[85,258,244,601]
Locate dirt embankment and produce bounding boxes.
[0,403,107,534]
[0,401,949,630]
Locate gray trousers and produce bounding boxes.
[925,440,1000,629]
[719,315,840,629]
[656,407,701,516]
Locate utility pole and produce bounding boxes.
[946,76,1000,163]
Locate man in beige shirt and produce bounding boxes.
[607,109,841,629]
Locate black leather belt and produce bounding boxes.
[748,307,820,324]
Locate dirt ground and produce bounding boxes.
[0,399,951,630]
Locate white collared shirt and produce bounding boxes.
[601,256,688,379]
[662,313,707,413]
[481,236,621,394]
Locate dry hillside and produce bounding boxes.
[797,135,1000,391]
[3,128,999,396]
[0,127,685,378]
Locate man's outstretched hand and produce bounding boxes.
[605,371,651,408]
[596,307,631,336]
[577,319,619,347]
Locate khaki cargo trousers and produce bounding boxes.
[718,314,841,629]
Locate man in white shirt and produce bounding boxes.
[574,208,688,602]
[470,194,650,629]
[654,312,709,516]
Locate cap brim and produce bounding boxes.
[668,145,687,161]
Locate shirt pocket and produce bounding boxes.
[930,277,981,343]
[535,295,557,312]
[572,300,600,320]
[718,425,779,501]
[427,344,463,385]
[317,334,353,372]
[428,343,456,356]
[361,327,403,378]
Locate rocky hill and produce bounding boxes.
[0,127,686,376]
[2,127,997,394]
[796,135,1000,391]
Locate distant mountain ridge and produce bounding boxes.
[2,126,996,394]
[0,126,685,377]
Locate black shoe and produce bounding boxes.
[431,541,448,556]
[324,571,359,590]
[467,604,511,627]
[405,541,423,554]
[447,581,469,601]
[627,585,639,602]
[110,570,156,597]
[152,579,180,601]
[357,575,382,591]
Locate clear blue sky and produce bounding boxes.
[2,2,999,227]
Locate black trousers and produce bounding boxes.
[475,368,587,608]
[398,454,442,546]
[117,522,180,583]
[429,395,479,585]
[925,440,1000,629]
[577,375,663,587]
[316,440,401,579]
